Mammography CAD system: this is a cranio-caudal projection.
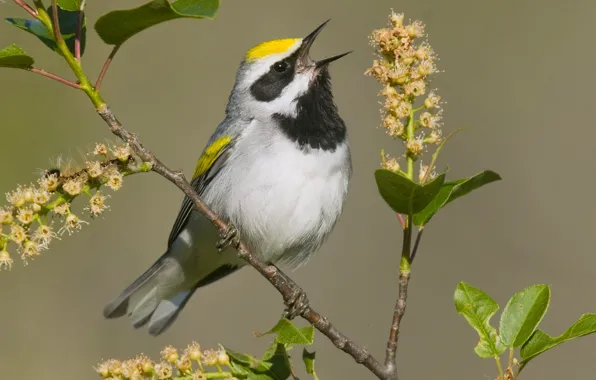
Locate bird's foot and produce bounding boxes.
[216,224,240,253]
[282,287,310,320]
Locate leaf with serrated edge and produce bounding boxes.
[520,314,596,365]
[263,318,315,345]
[0,44,34,68]
[95,0,218,45]
[499,285,550,348]
[454,282,507,358]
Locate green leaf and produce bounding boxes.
[448,170,501,205]
[225,348,254,366]
[454,282,507,358]
[520,314,596,365]
[263,318,315,345]
[413,170,501,226]
[6,7,86,56]
[375,170,446,215]
[226,343,292,380]
[57,0,82,11]
[303,348,319,379]
[95,0,218,46]
[0,44,34,68]
[412,181,461,226]
[499,285,550,348]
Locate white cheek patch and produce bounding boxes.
[243,70,312,118]
[260,71,311,117]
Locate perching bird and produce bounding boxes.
[103,21,352,336]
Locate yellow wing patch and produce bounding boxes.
[246,38,301,61]
[193,136,232,179]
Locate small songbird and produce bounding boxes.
[103,21,352,335]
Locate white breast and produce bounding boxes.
[203,119,351,268]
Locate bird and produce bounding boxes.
[103,20,352,336]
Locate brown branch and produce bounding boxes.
[28,68,81,89]
[96,104,398,380]
[385,269,411,375]
[13,0,38,18]
[384,216,415,376]
[95,45,121,91]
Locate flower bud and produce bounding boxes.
[390,12,404,27]
[138,356,153,374]
[9,225,26,244]
[382,156,400,173]
[95,361,110,378]
[202,350,218,366]
[176,354,192,375]
[154,362,172,380]
[405,21,425,38]
[94,143,108,156]
[217,348,230,366]
[161,346,178,364]
[23,187,34,203]
[107,359,123,376]
[186,342,202,362]
[406,137,424,155]
[0,209,13,224]
[0,250,14,270]
[424,91,441,109]
[39,173,59,192]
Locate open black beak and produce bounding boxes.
[297,20,351,70]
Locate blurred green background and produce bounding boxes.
[1,1,595,379]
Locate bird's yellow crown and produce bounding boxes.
[245,38,301,61]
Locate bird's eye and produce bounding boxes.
[273,61,290,73]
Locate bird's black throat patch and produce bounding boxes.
[273,69,347,151]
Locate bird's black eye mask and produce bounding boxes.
[250,50,301,102]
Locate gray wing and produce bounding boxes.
[166,143,233,247]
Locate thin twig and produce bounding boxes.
[495,356,504,379]
[95,104,393,380]
[75,10,84,60]
[95,45,121,91]
[13,0,37,18]
[410,227,424,262]
[384,217,413,377]
[396,214,406,229]
[51,0,62,43]
[28,68,81,89]
[385,269,410,376]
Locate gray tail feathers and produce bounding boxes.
[103,253,198,336]
[104,252,241,336]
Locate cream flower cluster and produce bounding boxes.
[366,11,444,182]
[0,143,150,270]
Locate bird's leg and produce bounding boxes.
[282,286,310,320]
[216,223,240,252]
